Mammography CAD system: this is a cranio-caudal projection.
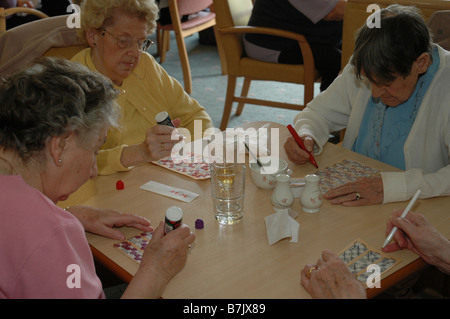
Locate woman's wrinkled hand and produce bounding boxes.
[324,175,383,206]
[301,249,366,299]
[67,205,153,240]
[284,135,315,165]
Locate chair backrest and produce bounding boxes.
[228,0,253,26]
[428,10,450,50]
[176,0,213,16]
[0,14,85,77]
[213,0,253,74]
[341,0,450,68]
[0,6,49,35]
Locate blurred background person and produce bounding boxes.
[244,0,346,91]
[0,0,73,29]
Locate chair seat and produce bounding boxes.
[160,11,215,31]
[239,57,321,84]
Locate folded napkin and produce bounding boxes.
[264,208,300,245]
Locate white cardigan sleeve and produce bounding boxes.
[382,46,450,203]
[381,166,450,204]
[292,62,365,155]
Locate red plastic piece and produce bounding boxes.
[116,180,125,190]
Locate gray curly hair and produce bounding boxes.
[0,57,121,162]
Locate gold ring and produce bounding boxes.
[306,267,317,279]
[355,192,361,200]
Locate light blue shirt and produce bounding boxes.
[352,45,440,170]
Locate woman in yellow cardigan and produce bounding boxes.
[72,0,213,176]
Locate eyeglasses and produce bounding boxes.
[101,28,154,52]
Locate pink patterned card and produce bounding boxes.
[113,231,154,264]
[152,153,210,180]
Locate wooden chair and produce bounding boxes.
[0,6,49,35]
[157,0,216,94]
[341,0,450,69]
[428,10,450,51]
[0,15,86,77]
[212,0,320,131]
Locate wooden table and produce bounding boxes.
[64,122,450,299]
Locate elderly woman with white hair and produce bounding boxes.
[72,0,213,176]
[0,57,195,298]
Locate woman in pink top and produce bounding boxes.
[0,57,195,298]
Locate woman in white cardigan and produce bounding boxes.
[285,4,450,205]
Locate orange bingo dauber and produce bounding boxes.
[287,125,318,168]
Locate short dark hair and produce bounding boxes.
[351,4,432,84]
[0,57,120,162]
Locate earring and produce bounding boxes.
[58,159,63,164]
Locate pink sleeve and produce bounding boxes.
[10,221,105,299]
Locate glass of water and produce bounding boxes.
[210,163,245,225]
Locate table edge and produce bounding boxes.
[90,244,133,284]
[367,257,428,298]
[91,244,428,299]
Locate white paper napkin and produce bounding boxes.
[264,208,300,245]
[140,180,199,202]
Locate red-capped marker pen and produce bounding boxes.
[287,125,318,168]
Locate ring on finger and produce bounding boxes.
[306,266,317,279]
